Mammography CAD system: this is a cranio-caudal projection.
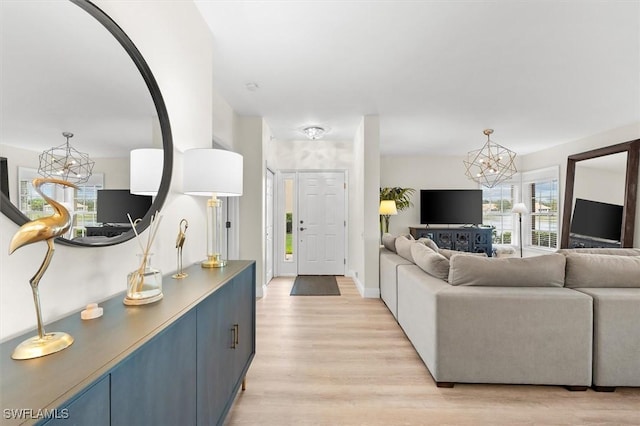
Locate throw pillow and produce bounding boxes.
[438,248,488,260]
[381,233,397,253]
[394,234,415,262]
[564,254,640,288]
[417,237,439,252]
[411,242,450,280]
[448,253,566,287]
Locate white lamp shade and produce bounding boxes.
[379,200,398,215]
[512,202,529,215]
[130,148,163,196]
[183,148,243,196]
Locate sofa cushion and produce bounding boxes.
[557,248,640,256]
[564,254,640,288]
[448,253,566,287]
[381,233,397,253]
[411,242,450,280]
[395,234,415,262]
[417,237,439,252]
[438,248,488,260]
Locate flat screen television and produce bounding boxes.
[420,189,483,225]
[570,198,623,241]
[97,189,152,225]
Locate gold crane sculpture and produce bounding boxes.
[9,177,77,360]
[172,219,188,279]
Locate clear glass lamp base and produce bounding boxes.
[201,254,226,268]
[12,332,74,360]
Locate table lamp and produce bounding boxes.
[184,149,243,267]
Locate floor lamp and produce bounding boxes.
[512,202,529,257]
[184,149,243,268]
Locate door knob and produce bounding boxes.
[300,227,306,231]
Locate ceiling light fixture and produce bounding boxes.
[245,82,259,92]
[463,129,517,188]
[302,126,326,140]
[38,132,95,184]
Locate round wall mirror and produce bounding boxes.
[0,0,172,247]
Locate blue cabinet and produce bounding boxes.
[197,264,256,425]
[111,310,197,426]
[409,226,493,256]
[40,376,109,426]
[1,261,255,426]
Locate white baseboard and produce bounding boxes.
[363,287,380,298]
[345,272,379,298]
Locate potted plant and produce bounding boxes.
[379,187,415,235]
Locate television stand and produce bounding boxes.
[568,234,621,249]
[86,225,131,238]
[409,226,493,256]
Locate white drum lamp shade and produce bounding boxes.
[183,149,243,197]
[183,149,243,268]
[130,148,164,196]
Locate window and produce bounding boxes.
[18,167,104,231]
[283,177,294,262]
[482,182,518,244]
[522,167,560,250]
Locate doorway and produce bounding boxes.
[275,171,347,277]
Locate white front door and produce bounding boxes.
[266,169,274,283]
[298,171,346,275]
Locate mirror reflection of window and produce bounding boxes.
[18,167,104,235]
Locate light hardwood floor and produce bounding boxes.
[225,276,640,425]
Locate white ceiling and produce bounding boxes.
[194,0,640,156]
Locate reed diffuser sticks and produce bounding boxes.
[126,211,163,299]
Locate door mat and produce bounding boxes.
[290,275,341,296]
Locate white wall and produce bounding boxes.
[1,1,214,340]
[348,116,380,297]
[235,116,265,296]
[0,144,129,206]
[519,121,640,247]
[574,164,626,206]
[266,139,354,171]
[380,155,477,235]
[380,122,639,247]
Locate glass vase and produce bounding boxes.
[124,253,163,305]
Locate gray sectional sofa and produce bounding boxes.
[379,234,640,391]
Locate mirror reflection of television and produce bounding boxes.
[570,198,623,241]
[97,189,152,225]
[420,189,483,225]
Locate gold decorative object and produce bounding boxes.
[172,219,188,279]
[124,211,164,305]
[8,178,77,360]
[464,129,517,188]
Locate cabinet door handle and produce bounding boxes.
[234,324,239,346]
[231,326,237,349]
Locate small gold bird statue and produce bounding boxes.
[9,177,77,360]
[172,219,189,279]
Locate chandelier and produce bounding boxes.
[38,132,95,184]
[463,129,517,188]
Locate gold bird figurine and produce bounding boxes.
[9,177,77,360]
[172,219,188,279]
